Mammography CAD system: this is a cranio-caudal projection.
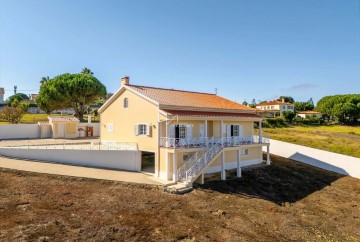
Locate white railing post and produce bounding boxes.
[259,121,263,144]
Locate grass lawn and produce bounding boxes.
[260,125,360,158]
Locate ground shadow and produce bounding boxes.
[196,154,345,205]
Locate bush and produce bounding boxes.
[267,118,278,126]
[0,106,25,124]
[275,116,285,125]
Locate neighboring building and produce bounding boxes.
[99,77,270,187]
[0,88,4,104]
[47,116,80,138]
[297,110,322,119]
[30,94,39,101]
[256,99,294,117]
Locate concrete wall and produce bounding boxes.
[0,124,40,139]
[265,139,360,179]
[0,123,100,140]
[0,148,141,171]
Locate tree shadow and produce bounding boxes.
[196,154,345,205]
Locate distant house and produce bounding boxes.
[30,94,39,101]
[297,110,322,119]
[0,87,4,104]
[256,99,294,117]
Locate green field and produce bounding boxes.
[260,125,360,158]
[0,113,100,124]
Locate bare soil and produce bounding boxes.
[1,154,359,241]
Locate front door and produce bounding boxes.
[199,124,205,137]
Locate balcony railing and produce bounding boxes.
[160,135,269,148]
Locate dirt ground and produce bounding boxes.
[1,154,359,241]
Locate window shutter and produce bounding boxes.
[135,125,139,135]
[169,126,175,138]
[221,123,226,137]
[186,125,192,139]
[146,124,152,136]
[239,125,244,138]
[226,125,231,137]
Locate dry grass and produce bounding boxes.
[260,125,360,158]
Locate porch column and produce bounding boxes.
[173,153,178,182]
[259,121,262,144]
[237,149,242,177]
[204,120,208,146]
[195,172,205,184]
[220,120,224,145]
[165,120,169,147]
[221,151,226,180]
[166,152,170,180]
[266,144,271,165]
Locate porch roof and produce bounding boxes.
[161,109,262,119]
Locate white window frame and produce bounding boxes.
[107,123,114,133]
[135,123,151,136]
[124,98,128,108]
[179,126,186,139]
[242,148,249,156]
[138,124,147,135]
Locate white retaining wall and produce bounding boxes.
[264,139,360,179]
[0,124,40,139]
[0,148,141,171]
[0,123,100,140]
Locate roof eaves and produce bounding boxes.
[98,86,124,114]
[159,105,256,113]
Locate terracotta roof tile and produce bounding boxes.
[256,100,293,106]
[127,84,254,111]
[162,109,262,119]
[298,110,322,114]
[48,116,79,123]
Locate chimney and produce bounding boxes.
[121,76,130,86]
[282,98,285,103]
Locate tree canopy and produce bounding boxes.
[294,101,314,113]
[81,68,94,75]
[36,72,106,121]
[8,93,29,104]
[277,96,295,103]
[316,94,360,124]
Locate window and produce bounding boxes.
[135,124,151,136]
[232,125,239,136]
[183,153,190,161]
[138,124,147,135]
[283,105,285,109]
[107,123,114,133]
[124,98,128,108]
[179,126,186,139]
[183,152,195,162]
[242,148,249,156]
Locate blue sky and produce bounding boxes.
[1,0,359,105]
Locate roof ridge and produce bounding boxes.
[126,84,216,96]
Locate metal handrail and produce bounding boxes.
[185,137,224,183]
[0,140,138,151]
[160,135,269,149]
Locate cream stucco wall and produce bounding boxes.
[100,89,159,152]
